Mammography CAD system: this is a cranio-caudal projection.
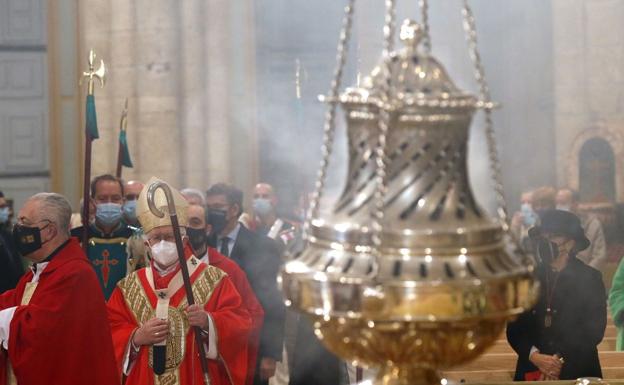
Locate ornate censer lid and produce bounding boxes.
[341,20,477,111]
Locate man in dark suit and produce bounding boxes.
[206,183,285,385]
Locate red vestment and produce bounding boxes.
[0,238,120,385]
[207,247,264,385]
[107,247,251,385]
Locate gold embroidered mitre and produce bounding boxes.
[136,176,189,234]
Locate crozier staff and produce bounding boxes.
[107,177,251,385]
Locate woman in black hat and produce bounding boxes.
[507,209,606,381]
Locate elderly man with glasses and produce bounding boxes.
[0,192,119,385]
[107,177,251,385]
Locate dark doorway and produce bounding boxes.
[579,137,616,203]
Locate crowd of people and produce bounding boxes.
[3,177,624,383]
[0,176,344,385]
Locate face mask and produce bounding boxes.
[206,233,218,248]
[96,203,123,227]
[123,200,137,221]
[253,198,273,216]
[535,237,559,265]
[12,223,48,256]
[556,204,571,212]
[0,207,9,224]
[150,240,179,267]
[206,209,228,236]
[521,203,537,227]
[187,227,207,254]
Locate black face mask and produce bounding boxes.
[206,209,228,236]
[12,224,47,256]
[187,227,207,254]
[206,233,218,248]
[535,237,559,265]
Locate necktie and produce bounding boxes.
[220,236,230,257]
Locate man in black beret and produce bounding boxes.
[507,209,606,381]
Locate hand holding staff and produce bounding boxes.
[146,181,211,385]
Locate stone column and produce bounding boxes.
[74,0,259,192]
[49,0,82,205]
[553,0,624,200]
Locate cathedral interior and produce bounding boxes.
[3,1,624,383]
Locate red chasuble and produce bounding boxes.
[0,238,120,385]
[207,247,264,385]
[107,246,251,385]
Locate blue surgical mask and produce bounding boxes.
[0,207,9,224]
[253,198,272,216]
[96,203,123,227]
[521,203,537,227]
[123,200,137,221]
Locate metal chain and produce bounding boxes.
[419,0,432,53]
[461,0,509,228]
[371,0,397,275]
[304,0,356,238]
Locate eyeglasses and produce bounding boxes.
[146,233,176,245]
[16,218,53,228]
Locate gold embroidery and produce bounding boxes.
[148,307,187,371]
[154,369,180,385]
[118,273,153,324]
[119,267,226,384]
[180,266,226,308]
[21,282,38,306]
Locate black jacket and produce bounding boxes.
[229,224,286,362]
[0,228,23,293]
[506,257,606,380]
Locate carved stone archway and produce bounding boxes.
[567,125,624,202]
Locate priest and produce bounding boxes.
[0,192,119,385]
[107,177,251,385]
[186,202,265,385]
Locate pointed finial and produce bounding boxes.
[399,19,423,52]
[120,98,128,132]
[80,49,106,95]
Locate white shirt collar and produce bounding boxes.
[30,262,50,283]
[152,261,178,276]
[200,251,209,265]
[221,222,241,242]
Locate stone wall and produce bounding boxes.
[73,0,258,195]
[553,0,624,202]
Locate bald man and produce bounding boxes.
[123,180,144,227]
[252,183,296,248]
